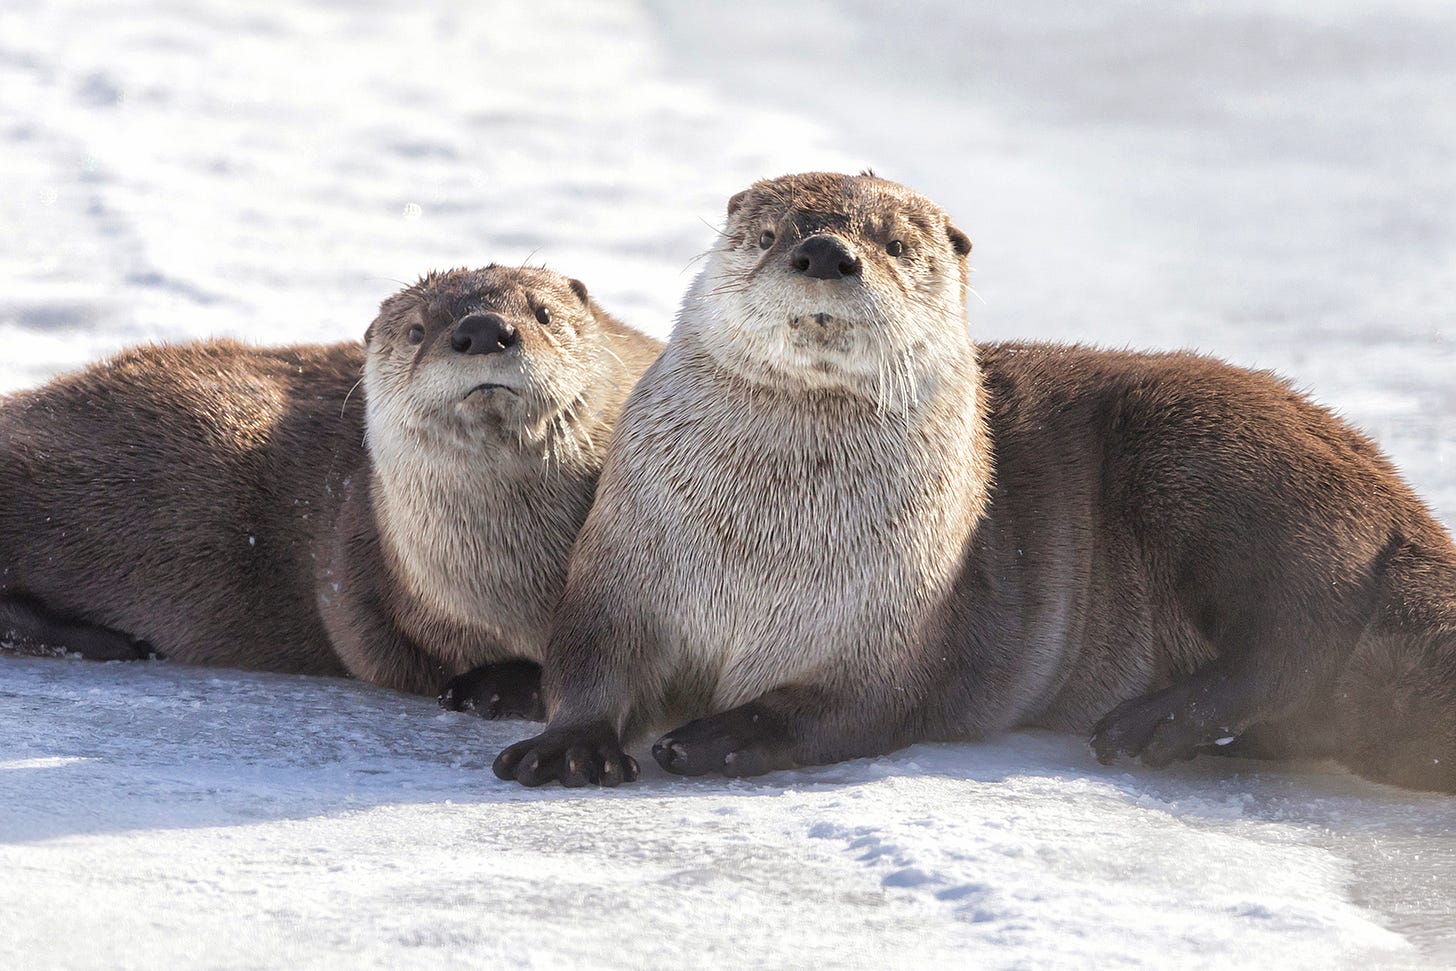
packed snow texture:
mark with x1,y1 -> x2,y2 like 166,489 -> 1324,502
2,0 -> 1454,968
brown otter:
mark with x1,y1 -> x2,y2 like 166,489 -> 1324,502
0,265 -> 661,715
494,171 -> 1456,793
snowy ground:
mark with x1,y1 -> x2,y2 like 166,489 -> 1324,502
2,1 -> 1454,967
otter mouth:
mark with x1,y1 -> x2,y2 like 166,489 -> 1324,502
782,312 -> 861,357
791,313 -> 837,328
788,312 -> 855,338
464,382 -> 519,399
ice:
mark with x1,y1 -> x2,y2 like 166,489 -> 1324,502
3,0 -> 1455,967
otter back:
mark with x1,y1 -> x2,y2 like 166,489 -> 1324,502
0,340 -> 363,674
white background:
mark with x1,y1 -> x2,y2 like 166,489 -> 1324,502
2,1 -> 1454,967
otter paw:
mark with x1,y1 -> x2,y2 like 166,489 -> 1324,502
492,722 -> 639,788
1090,687 -> 1234,768
438,660 -> 545,720
652,705 -> 793,778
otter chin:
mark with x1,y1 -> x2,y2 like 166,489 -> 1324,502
455,380 -> 526,425
0,264 -> 662,720
496,171 -> 1456,794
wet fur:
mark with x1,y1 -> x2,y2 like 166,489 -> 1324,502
498,172 -> 1456,792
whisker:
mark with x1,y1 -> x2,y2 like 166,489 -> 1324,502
705,280 -> 752,298
697,217 -> 731,240
366,276 -> 413,290
599,338 -> 625,367
680,249 -> 715,275
340,375 -> 365,420
538,325 -> 566,355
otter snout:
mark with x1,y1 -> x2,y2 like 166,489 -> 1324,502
791,235 -> 862,280
451,313 -> 518,356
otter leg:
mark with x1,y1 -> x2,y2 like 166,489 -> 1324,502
651,702 -> 798,777
318,485 -> 449,696
439,660 -> 545,720
0,596 -> 150,661
1091,547 -> 1372,767
323,590 -> 446,696
494,600 -> 659,786
1089,642 -> 1353,769
1090,665 -> 1272,768
1196,696 -> 1342,761
651,685 -> 909,778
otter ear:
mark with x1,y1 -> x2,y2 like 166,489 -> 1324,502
568,278 -> 589,305
726,189 -> 750,216
367,291 -> 413,346
946,223 -> 973,258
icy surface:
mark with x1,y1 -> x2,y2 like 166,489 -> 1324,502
5,658 -> 1455,970
2,0 -> 1455,967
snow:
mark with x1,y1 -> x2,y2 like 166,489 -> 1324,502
2,0 -> 1454,967
5,659 -> 1453,970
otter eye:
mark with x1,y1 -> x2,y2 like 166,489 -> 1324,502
406,324 -> 425,345
758,230 -> 775,250
535,306 -> 551,325
886,240 -> 904,257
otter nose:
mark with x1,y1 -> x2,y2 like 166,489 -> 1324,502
451,313 -> 518,355
790,235 -> 862,280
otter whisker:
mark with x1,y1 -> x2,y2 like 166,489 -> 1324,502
599,339 -> 625,368
873,349 -> 886,413
538,324 -> 566,356
696,217 -> 732,241
681,249 -> 716,275
559,413 -> 586,464
704,279 -> 754,298
577,419 -> 597,457
340,375 -> 365,420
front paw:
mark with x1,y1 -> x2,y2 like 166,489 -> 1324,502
438,660 -> 545,720
493,721 -> 640,788
1090,684 -> 1237,768
652,704 -> 793,778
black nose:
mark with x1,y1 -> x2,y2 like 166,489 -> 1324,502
790,235 -> 862,280
451,313 -> 518,355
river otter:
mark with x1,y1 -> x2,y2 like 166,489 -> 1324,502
494,172 -> 1456,793
0,265 -> 661,715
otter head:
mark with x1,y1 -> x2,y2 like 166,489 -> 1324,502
685,171 -> 974,399
363,265 -> 607,455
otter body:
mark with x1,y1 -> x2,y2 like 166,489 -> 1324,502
0,266 -> 661,708
496,173 -> 1456,793
0,340 -> 366,675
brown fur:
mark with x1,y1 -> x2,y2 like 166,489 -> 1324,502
0,266 -> 661,704
495,172 -> 1456,793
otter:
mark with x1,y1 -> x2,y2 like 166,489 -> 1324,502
0,265 -> 661,715
494,171 -> 1456,793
